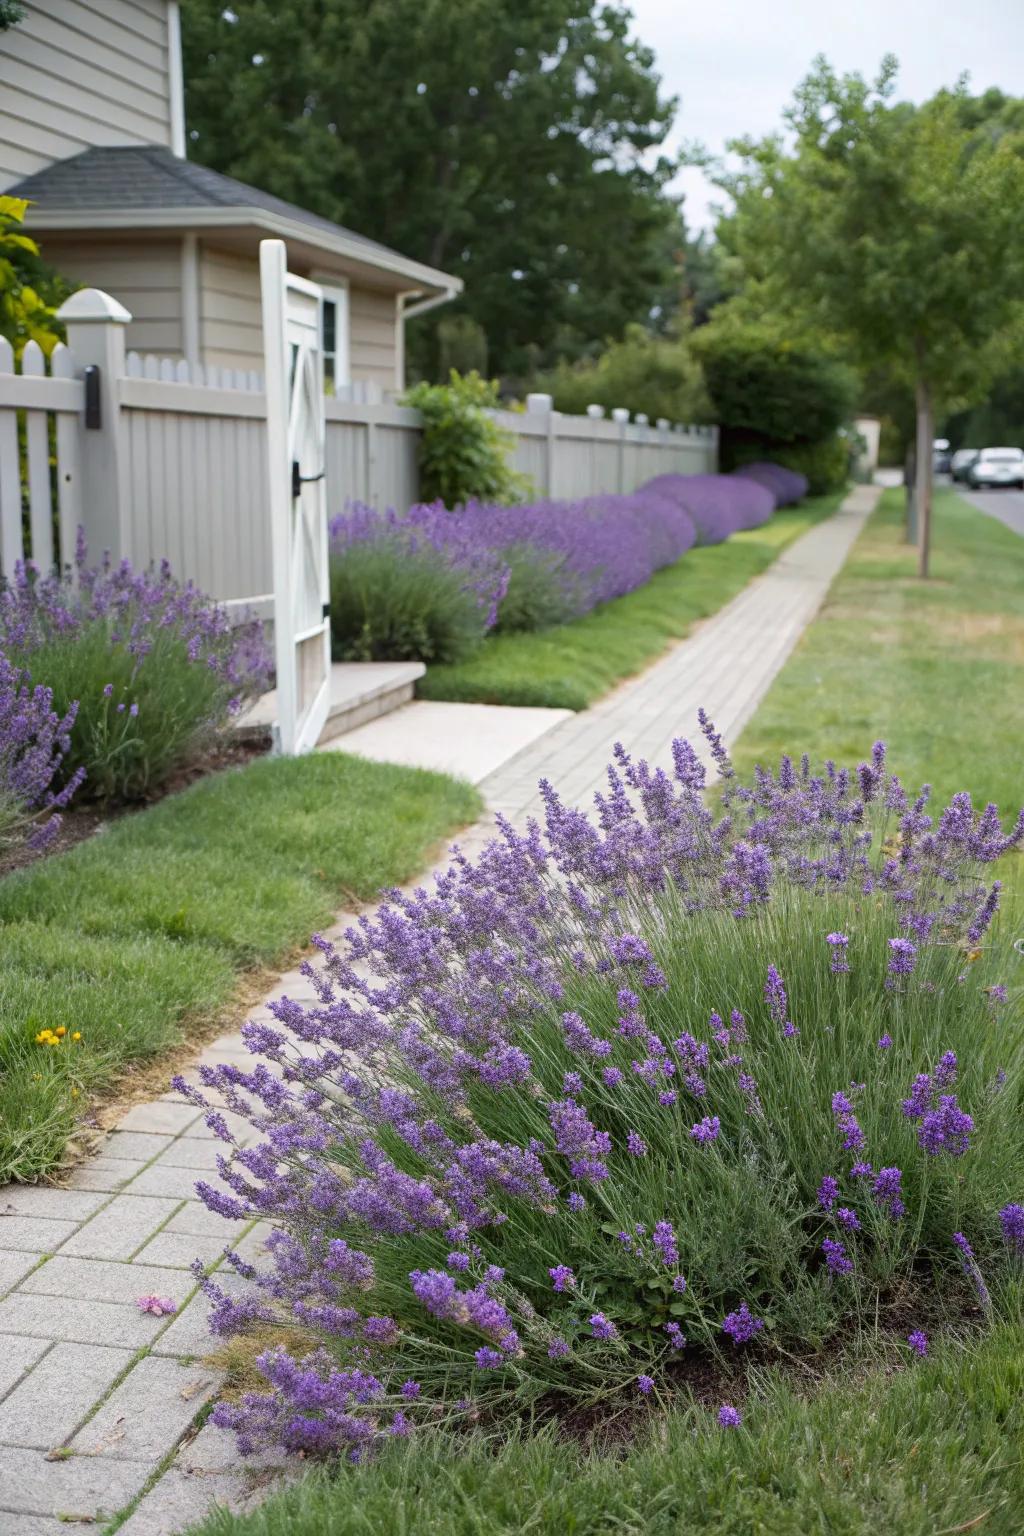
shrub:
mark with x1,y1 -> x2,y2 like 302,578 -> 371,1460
329,492 -> 699,660
732,462 -> 808,507
533,324 -> 710,425
404,371 -> 528,508
180,726 -> 1024,1462
696,320 -> 857,447
641,474 -> 773,543
0,540 -> 271,804
0,652 -> 83,849
736,438 -> 849,497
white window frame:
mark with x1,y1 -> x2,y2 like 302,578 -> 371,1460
317,280 -> 350,394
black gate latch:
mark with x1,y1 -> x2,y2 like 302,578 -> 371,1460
292,461 -> 327,499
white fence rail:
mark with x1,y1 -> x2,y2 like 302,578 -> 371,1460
0,290 -> 719,614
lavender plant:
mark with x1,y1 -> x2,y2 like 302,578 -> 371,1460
178,727 -> 1024,1461
0,651 -> 83,849
732,462 -> 809,507
0,536 -> 271,803
640,473 -> 774,542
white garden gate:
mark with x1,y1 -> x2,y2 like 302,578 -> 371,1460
260,238 -> 331,756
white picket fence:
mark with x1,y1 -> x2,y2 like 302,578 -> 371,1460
0,293 -> 719,615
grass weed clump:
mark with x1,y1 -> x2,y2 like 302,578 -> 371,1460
179,722 -> 1024,1463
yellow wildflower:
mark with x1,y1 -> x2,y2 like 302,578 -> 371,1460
967,948 -> 983,963
71,1031 -> 82,1042
54,1026 -> 67,1038
35,1029 -> 55,1045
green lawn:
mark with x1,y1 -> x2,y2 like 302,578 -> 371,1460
189,1304 -> 1024,1536
733,487 -> 1024,810
418,496 -> 842,710
0,753 -> 479,1183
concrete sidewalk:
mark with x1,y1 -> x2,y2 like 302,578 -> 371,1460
0,484 -> 880,1536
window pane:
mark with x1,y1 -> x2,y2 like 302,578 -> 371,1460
322,299 -> 336,353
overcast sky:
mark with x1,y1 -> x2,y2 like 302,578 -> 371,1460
629,0 -> 1024,231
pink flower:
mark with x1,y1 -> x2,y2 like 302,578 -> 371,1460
136,1294 -> 177,1316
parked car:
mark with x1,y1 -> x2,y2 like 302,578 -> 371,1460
932,438 -> 952,475
966,446 -> 1024,490
950,448 -> 980,482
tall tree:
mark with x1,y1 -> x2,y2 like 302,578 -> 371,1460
708,58 -> 1024,575
181,0 -> 681,379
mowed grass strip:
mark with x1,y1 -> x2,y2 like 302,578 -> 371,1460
418,495 -> 842,710
187,1306 -> 1024,1536
733,487 -> 1024,810
0,753 -> 480,1182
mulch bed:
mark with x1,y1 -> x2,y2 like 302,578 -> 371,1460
0,731 -> 272,881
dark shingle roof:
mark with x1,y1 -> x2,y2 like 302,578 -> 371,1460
10,145 -> 418,268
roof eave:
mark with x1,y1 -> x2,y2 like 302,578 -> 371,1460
25,203 -> 463,298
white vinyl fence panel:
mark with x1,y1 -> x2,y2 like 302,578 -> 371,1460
0,337 -> 83,578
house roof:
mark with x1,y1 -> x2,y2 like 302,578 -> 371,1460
11,146 -> 461,299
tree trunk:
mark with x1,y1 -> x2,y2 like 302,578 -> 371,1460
904,441 -> 917,544
915,374 -> 933,579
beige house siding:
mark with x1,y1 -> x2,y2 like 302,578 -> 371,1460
350,286 -> 399,389
43,236 -> 184,355
199,245 -> 263,372
0,0 -> 173,189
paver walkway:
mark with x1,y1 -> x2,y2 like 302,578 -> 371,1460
0,485 -> 880,1536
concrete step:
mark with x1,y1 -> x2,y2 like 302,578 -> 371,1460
236,661 -> 426,745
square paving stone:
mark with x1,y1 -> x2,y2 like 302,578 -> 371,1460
0,1251 -> 43,1297
123,1165 -> 209,1201
150,1139 -> 225,1171
103,1132 -> 176,1162
0,1218 -> 78,1254
113,1468 -> 253,1536
0,1514 -> 79,1533
65,1158 -> 148,1193
116,1103 -> 202,1136
19,1257 -> 193,1309
59,1195 -> 184,1261
0,1294 -> 164,1348
165,1204 -> 244,1239
0,1189 -> 107,1223
70,1356 -> 222,1462
0,1445 -> 150,1518
0,1334 -> 50,1398
132,1231 -> 227,1270
150,1275 -> 247,1359
0,1342 -> 135,1449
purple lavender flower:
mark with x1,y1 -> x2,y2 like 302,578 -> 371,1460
549,1265 -> 575,1293
877,1034 -> 892,1050
626,1130 -> 648,1157
567,1193 -> 587,1213
589,1313 -> 617,1341
836,1207 -> 860,1231
907,1330 -> 928,1357
548,1099 -> 611,1183
831,1091 -> 866,1153
602,1067 -> 624,1088
764,964 -> 790,1031
401,1381 -> 421,1400
826,932 -> 850,974
474,1347 -> 503,1369
547,1337 -> 571,1359
653,1221 -> 679,1267
1000,1203 -> 1024,1256
918,1097 -> 974,1158
887,938 -> 917,979
664,1322 -> 686,1350
872,1167 -> 906,1220
721,1303 -> 764,1344
637,1374 -> 655,1395
717,1404 -> 742,1428
817,1176 -> 840,1212
822,1238 -> 853,1276
690,1116 -> 721,1146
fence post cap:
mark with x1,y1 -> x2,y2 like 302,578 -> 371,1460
585,403 -> 605,419
611,406 -> 630,423
634,412 -> 649,427
656,417 -> 670,430
57,288 -> 133,325
525,391 -> 553,413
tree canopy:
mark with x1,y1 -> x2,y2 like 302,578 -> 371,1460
706,56 -> 1024,572
181,0 -> 683,380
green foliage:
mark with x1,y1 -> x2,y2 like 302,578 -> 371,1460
534,324 -> 710,424
0,752 -> 480,1181
404,371 -> 526,507
945,365 -> 1024,450
696,317 -> 857,447
736,435 -> 852,496
492,545 -> 577,634
181,1314 -> 1024,1536
19,620 -> 246,805
0,1 -> 24,29
0,196 -> 69,358
435,313 -> 489,380
329,539 -> 490,664
419,500 -> 838,709
181,0 -> 684,378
